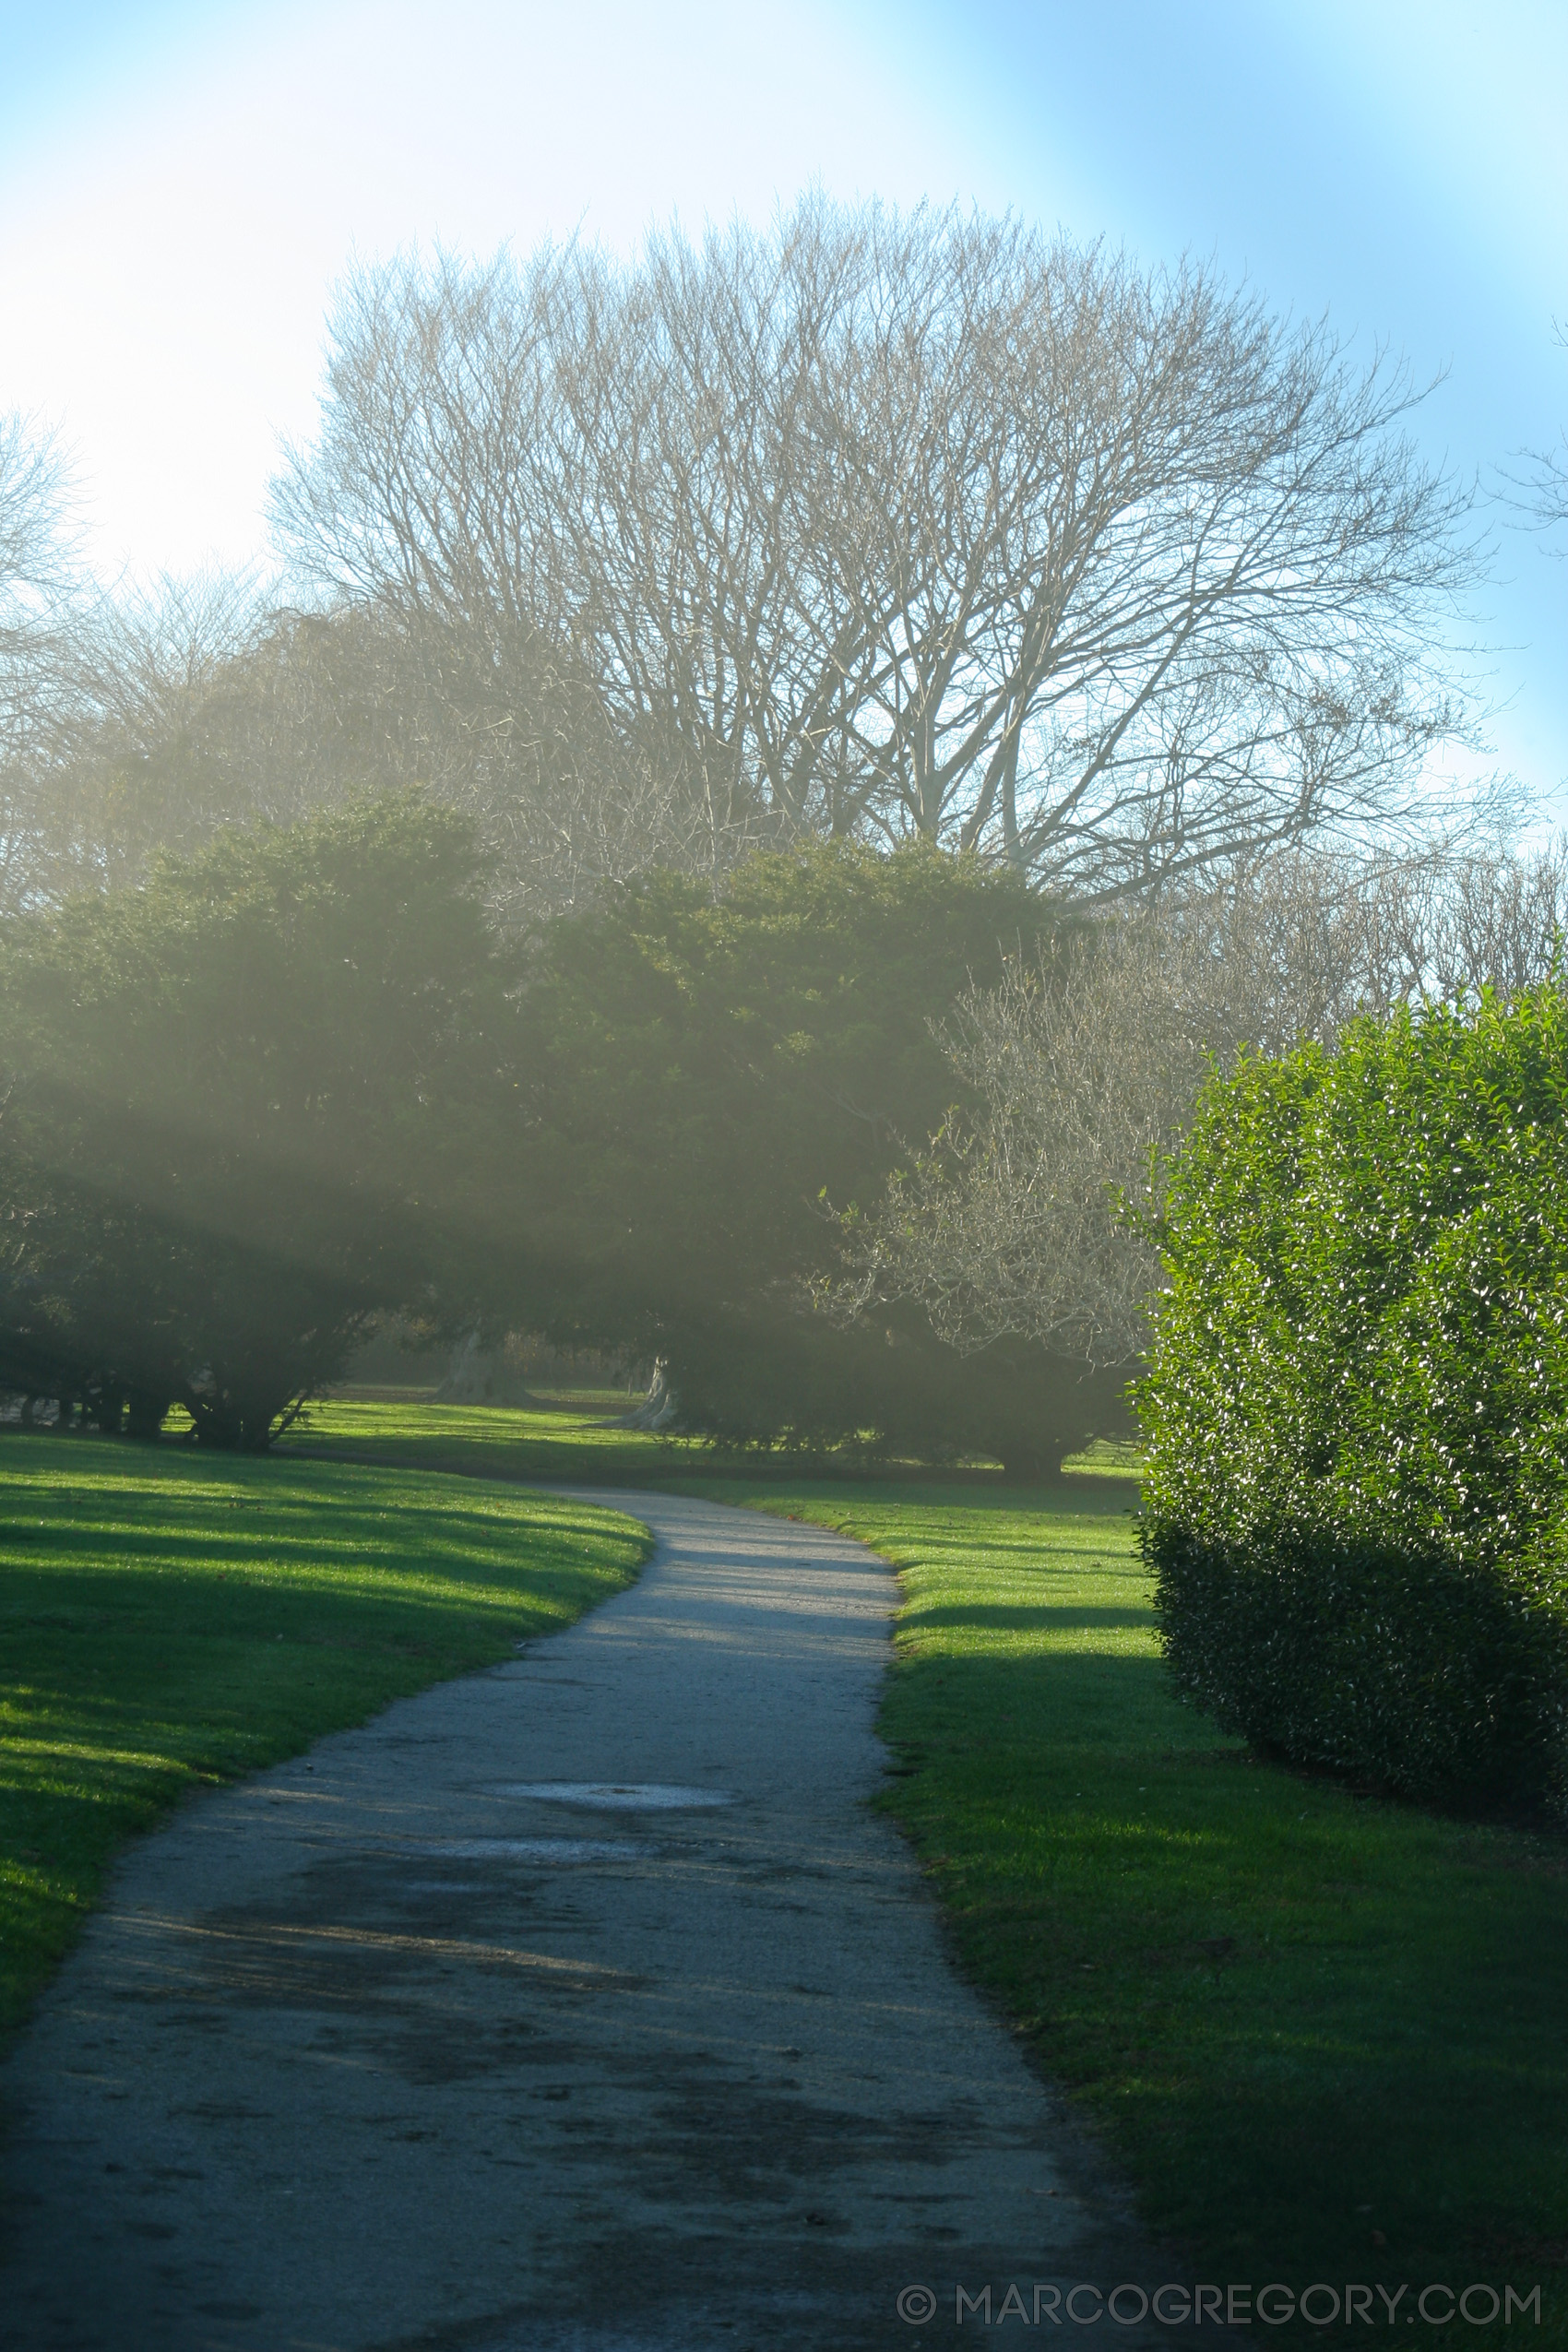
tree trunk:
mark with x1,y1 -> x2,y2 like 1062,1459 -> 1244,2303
616,1358 -> 680,1431
434,1330 -> 540,1407
998,1441 -> 1070,1485
83,1386 -> 125,1434
125,1391 -> 172,1442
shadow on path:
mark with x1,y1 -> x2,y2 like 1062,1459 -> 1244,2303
0,1490 -> 1228,2350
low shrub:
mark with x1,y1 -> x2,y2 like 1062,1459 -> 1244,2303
1140,983 -> 1568,1814
1147,1524 -> 1568,1810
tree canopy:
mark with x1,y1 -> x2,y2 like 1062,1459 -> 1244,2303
0,795 -> 513,1445
273,198 -> 1475,904
0,198 -> 1507,1469
514,837 -> 1126,1470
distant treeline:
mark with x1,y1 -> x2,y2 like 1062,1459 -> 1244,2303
6,790 -> 1567,1470
0,802 -> 1117,1461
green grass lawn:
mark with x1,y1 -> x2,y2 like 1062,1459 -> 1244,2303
289,1394 -> 684,1482
683,1477 -> 1568,2350
289,1393 -> 1126,1484
0,1431 -> 648,2048
18,1395 -> 1558,2343
278,1403 -> 1566,2346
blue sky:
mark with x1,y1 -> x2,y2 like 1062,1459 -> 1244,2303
2,0 -> 1563,805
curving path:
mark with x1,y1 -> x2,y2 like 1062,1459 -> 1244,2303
1,1491 -> 1206,2349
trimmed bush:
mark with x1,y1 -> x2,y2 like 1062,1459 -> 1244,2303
1140,985 -> 1568,1814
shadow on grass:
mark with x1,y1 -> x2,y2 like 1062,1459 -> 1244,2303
0,1434 -> 648,2050
748,1484 -> 1568,2349
901,1600 -> 1156,1633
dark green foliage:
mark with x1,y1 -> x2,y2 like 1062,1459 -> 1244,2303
0,796 -> 515,1447
1147,1526 -> 1568,1811
700,1477 -> 1568,2347
1141,986 -> 1568,1812
521,838 -> 1123,1469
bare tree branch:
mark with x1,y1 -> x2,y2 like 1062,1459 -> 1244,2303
824,837 -> 1568,1366
1,412 -> 85,912
1499,318 -> 1568,544
270,203 -> 1482,899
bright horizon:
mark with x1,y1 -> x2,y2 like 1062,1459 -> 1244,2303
3,0 -> 1564,812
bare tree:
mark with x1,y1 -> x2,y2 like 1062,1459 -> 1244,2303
1355,834 -> 1568,1004
0,412 -> 74,612
13,204 -> 1485,926
0,432 -> 279,910
3,565 -> 724,925
2,568 -> 267,906
823,926 -> 1196,1367
0,412 -> 81,912
269,247 -> 773,913
273,200 -> 1480,901
826,837 -> 1568,1369
1504,320 -> 1568,546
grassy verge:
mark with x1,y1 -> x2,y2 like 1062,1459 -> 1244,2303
677,1478 -> 1568,2348
0,1431 -> 648,2047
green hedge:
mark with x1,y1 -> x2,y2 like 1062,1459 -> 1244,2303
1140,985 -> 1568,1814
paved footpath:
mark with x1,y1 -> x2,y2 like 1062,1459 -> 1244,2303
1,1492 -> 1214,2351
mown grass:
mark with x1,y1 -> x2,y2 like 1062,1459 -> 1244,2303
285,1408 -> 1566,2345
291,1393 -> 1132,1484
0,1431 -> 648,2047
168,1394 -> 1568,2342
291,1395 -> 684,1482
680,1478 -> 1568,2350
